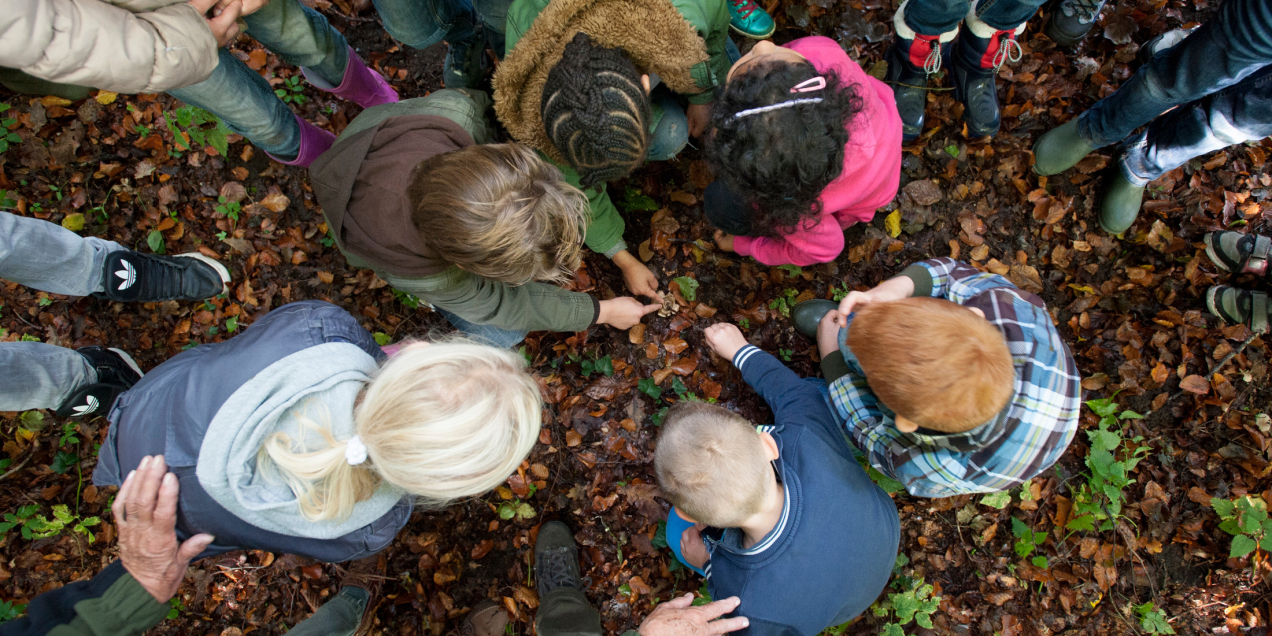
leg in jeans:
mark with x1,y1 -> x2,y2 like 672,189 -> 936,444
970,0 -> 1047,31
434,308 -> 529,348
0,343 -> 95,412
1121,65 -> 1272,186
473,0 -> 514,59
1079,0 -> 1272,148
169,49 -> 302,158
0,212 -> 122,296
373,0 -> 478,50
535,588 -> 603,636
282,587 -> 369,636
244,0 -> 350,86
900,0 -> 968,36
647,86 -> 688,162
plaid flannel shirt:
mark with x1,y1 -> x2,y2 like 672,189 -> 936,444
828,258 -> 1081,498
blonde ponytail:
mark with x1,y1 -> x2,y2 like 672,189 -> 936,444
259,340 -> 542,521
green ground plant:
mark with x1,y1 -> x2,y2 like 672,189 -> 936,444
1066,397 -> 1147,533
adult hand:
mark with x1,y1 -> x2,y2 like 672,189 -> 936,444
833,275 -> 916,326
216,0 -> 269,16
613,250 -> 663,302
712,230 -> 736,253
680,524 -> 710,570
638,594 -> 749,636
113,455 -> 215,604
598,297 -> 661,329
703,323 -> 748,362
686,103 -> 713,139
189,0 -> 243,46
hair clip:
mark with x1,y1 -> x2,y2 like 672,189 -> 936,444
791,76 -> 826,93
731,98 -> 824,120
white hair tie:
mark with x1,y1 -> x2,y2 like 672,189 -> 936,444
344,436 -> 368,466
730,97 -> 824,120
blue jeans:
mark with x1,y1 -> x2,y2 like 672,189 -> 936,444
169,0 -> 349,159
1079,0 -> 1272,148
903,0 -> 1045,34
435,308 -> 529,348
373,0 -> 513,58
645,37 -> 741,161
0,342 -> 96,412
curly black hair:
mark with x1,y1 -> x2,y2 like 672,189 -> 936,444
541,32 -> 651,189
705,59 -> 864,237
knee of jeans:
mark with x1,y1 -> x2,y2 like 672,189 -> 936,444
647,120 -> 688,161
381,18 -> 448,50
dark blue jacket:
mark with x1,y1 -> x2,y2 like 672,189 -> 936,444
93,301 -> 411,563
702,345 -> 900,636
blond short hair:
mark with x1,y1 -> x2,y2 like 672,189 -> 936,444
654,403 -> 770,528
408,143 -> 590,285
849,297 -> 1015,433
258,340 -> 542,522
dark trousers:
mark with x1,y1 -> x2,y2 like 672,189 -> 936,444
1075,0 -> 1272,184
902,0 -> 1046,34
535,588 -> 603,636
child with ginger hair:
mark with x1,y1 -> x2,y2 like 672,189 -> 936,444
792,257 -> 1082,498
654,324 -> 899,636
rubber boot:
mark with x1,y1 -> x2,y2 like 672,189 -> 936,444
1032,118 -> 1096,175
267,115 -> 336,168
886,1 -> 957,142
727,0 -> 776,39
304,46 -> 399,109
951,13 -> 1025,138
1099,171 -> 1144,235
792,299 -> 837,340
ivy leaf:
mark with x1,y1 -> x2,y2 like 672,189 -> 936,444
638,378 -> 663,400
50,452 -> 78,475
652,521 -> 668,549
1230,534 -> 1257,559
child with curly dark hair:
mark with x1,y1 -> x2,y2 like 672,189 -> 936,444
706,36 -> 903,266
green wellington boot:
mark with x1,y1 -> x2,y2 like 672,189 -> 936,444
791,299 -> 837,339
1099,172 -> 1145,235
1032,118 -> 1095,175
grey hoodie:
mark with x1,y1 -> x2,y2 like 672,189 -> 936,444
95,301 -> 412,563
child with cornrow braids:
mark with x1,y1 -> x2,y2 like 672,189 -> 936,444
495,0 -> 736,302
706,37 -> 904,266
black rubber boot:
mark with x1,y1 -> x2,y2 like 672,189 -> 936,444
54,347 -> 143,418
792,299 -> 837,340
883,36 -> 937,142
950,22 -> 1021,138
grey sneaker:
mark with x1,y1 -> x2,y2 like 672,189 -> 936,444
1045,0 -> 1108,47
534,521 -> 583,597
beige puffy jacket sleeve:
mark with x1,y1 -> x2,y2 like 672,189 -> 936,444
0,0 -> 220,94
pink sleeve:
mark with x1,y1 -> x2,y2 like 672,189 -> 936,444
732,214 -> 845,266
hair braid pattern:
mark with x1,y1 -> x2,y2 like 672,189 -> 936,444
542,32 -> 651,188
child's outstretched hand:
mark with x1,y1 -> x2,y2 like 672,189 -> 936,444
704,323 -> 748,362
686,103 -> 713,138
834,275 -> 917,325
613,251 -> 663,302
712,230 -> 736,253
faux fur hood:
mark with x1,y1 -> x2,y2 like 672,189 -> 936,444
494,0 -> 710,163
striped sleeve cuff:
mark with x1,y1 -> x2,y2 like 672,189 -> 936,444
731,344 -> 762,370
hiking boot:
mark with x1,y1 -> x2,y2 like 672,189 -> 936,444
1032,118 -> 1096,175
951,16 -> 1024,138
1204,231 -> 1271,280
792,299 -> 837,339
55,347 -> 143,418
887,5 -> 956,142
1045,0 -> 1108,47
99,251 -> 229,302
535,521 -> 584,597
456,600 -> 509,636
444,29 -> 489,89
727,0 -> 775,39
1098,171 -> 1144,235
336,555 -> 386,636
1207,286 -> 1269,334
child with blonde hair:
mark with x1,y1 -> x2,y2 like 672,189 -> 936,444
93,300 -> 541,564
791,257 -> 1083,498
655,324 -> 899,635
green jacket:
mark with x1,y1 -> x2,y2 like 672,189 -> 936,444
309,90 -> 618,334
504,0 -> 730,105
5,561 -> 168,636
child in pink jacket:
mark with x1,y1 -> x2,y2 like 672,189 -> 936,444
705,36 -> 903,266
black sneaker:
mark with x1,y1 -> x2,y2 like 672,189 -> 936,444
99,251 -> 229,302
443,29 -> 489,89
535,521 -> 584,597
1045,0 -> 1108,47
55,347 -> 143,418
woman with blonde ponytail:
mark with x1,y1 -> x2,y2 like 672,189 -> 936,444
92,300 -> 541,564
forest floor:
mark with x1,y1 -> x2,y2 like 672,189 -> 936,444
2,0 -> 1271,634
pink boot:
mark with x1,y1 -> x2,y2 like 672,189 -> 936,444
304,46 -> 399,109
268,115 -> 336,168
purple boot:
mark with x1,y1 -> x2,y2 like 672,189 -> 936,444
305,46 -> 399,109
268,115 -> 336,168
